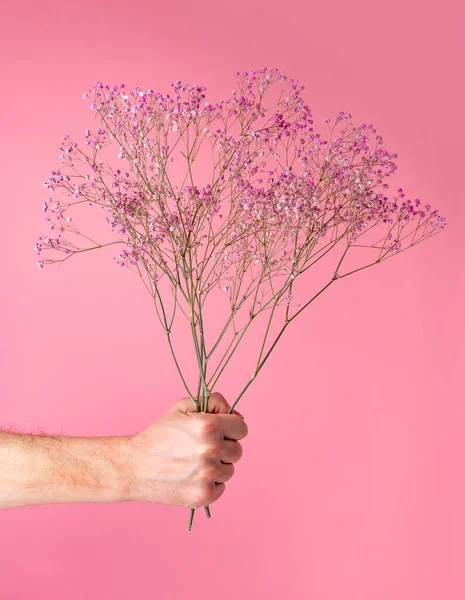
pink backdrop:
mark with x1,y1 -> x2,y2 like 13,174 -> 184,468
1,1 -> 464,598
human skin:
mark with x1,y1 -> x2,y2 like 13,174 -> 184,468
0,392 -> 248,510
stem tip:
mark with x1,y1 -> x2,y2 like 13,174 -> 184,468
187,508 -> 195,531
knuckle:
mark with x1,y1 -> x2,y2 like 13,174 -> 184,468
197,462 -> 217,483
196,415 -> 218,437
198,441 -> 222,459
215,483 -> 226,499
174,397 -> 192,412
194,482 -> 213,506
222,463 -> 235,481
187,487 -> 203,508
235,442 -> 243,460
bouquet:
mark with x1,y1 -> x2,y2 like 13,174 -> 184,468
35,66 -> 446,529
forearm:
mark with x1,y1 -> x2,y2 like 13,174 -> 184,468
0,431 -> 133,509
0,394 -> 247,511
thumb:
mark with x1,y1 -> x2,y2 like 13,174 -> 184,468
206,392 -> 244,418
206,392 -> 231,414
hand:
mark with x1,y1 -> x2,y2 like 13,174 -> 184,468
123,392 -> 248,508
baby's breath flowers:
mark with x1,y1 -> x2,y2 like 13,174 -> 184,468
36,67 -> 446,529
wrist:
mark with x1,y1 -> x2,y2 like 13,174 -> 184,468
98,435 -> 138,503
111,433 -> 155,504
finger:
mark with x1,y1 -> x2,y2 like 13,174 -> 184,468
217,414 -> 248,441
206,392 -> 231,414
216,462 -> 234,483
210,482 -> 226,504
232,409 -> 244,419
221,440 -> 243,463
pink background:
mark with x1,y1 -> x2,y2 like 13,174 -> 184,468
1,1 -> 464,598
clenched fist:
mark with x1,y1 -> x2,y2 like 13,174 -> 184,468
123,393 -> 248,508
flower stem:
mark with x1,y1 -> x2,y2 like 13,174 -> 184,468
188,344 -> 211,528
201,384 -> 211,519
187,508 -> 195,531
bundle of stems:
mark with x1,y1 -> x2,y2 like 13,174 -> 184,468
35,67 -> 446,529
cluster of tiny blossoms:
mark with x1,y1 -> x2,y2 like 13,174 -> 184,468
35,68 -> 447,532
36,66 -> 446,314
